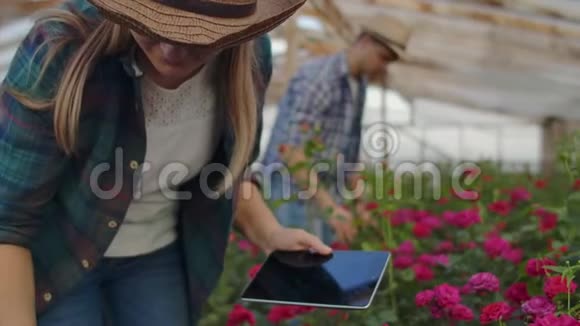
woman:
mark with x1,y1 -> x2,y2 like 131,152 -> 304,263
0,0 -> 332,325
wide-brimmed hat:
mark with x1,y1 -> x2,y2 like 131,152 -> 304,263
359,17 -> 412,61
88,0 -> 306,49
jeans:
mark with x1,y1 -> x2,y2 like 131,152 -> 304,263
37,241 -> 190,326
268,174 -> 335,244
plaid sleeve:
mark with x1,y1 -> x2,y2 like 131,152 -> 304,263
282,74 -> 332,148
0,23 -> 72,248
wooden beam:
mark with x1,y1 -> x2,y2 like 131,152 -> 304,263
338,0 -> 580,39
387,62 -> 580,121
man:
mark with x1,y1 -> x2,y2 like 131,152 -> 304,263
259,19 -> 411,244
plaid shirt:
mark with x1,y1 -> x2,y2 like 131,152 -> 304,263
0,0 -> 270,323
261,52 -> 366,194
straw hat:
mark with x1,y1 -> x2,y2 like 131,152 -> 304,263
88,0 -> 306,49
359,17 -> 412,61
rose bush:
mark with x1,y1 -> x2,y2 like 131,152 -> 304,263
198,132 -> 580,325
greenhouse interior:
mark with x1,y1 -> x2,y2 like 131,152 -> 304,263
1,0 -> 580,325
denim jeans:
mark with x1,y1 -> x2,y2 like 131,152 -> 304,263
37,241 -> 190,326
268,174 -> 335,244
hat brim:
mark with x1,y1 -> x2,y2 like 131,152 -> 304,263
89,0 -> 305,49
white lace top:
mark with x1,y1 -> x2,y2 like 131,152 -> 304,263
105,60 -> 221,257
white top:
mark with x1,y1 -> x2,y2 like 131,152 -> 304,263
104,60 -> 221,257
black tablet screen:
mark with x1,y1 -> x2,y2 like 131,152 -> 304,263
241,250 -> 390,308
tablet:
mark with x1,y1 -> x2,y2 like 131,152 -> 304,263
240,250 -> 390,309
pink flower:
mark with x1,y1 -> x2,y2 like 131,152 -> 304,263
459,241 -> 477,250
394,240 -> 415,256
412,222 -> 432,238
534,179 -> 548,189
510,187 -> 532,205
502,248 -> 524,264
444,209 -> 481,229
423,216 -> 443,230
526,258 -> 556,277
248,264 -> 262,279
413,210 -> 430,222
418,254 -> 450,267
483,236 -> 511,258
365,201 -> 379,211
237,240 -> 261,257
330,242 -> 349,250
466,272 -> 500,294
415,289 -> 434,307
544,276 -> 578,300
574,179 -> 580,191
488,201 -> 512,216
522,296 -> 556,318
504,282 -> 531,304
540,212 -> 558,233
430,305 -> 445,319
530,314 -> 580,326
413,264 -> 435,282
448,304 -> 474,321
267,305 -> 314,324
227,304 -> 256,326
433,284 -> 461,307
392,208 -> 414,226
435,241 -> 454,254
393,256 -> 414,270
479,302 -> 512,324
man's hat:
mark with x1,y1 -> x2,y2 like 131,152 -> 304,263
359,17 -> 412,61
88,0 -> 306,49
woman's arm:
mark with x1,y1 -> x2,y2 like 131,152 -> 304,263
234,181 -> 332,255
0,245 -> 36,326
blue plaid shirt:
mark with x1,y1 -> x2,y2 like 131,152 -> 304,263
261,52 -> 366,194
0,0 -> 271,323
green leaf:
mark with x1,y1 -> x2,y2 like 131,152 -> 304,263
400,269 -> 415,282
378,309 -> 399,323
544,266 -> 568,273
362,242 -> 375,251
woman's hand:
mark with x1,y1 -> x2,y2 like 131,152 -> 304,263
263,226 -> 333,256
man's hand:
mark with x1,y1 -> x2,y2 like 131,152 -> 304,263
327,205 -> 357,243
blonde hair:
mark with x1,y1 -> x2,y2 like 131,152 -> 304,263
11,9 -> 258,193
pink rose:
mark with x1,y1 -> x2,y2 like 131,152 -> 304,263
435,241 -> 454,254
483,236 -> 511,258
544,276 -> 578,300
504,282 -> 531,305
466,272 -> 500,294
530,314 -> 580,326
526,258 -> 556,277
248,264 -> 262,279
227,304 -> 256,326
480,302 -> 512,325
488,200 -> 512,216
522,296 -> 556,318
413,264 -> 435,282
502,248 -> 524,264
433,284 -> 461,308
448,304 -> 474,321
510,187 -> 531,205
393,255 -> 414,270
415,289 -> 434,307
394,240 -> 415,256
412,222 -> 432,238
418,254 -> 450,267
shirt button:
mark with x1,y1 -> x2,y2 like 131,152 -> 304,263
108,220 -> 118,229
129,160 -> 139,170
81,259 -> 90,269
43,292 -> 53,303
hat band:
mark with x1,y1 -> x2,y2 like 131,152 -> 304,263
158,0 -> 257,18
